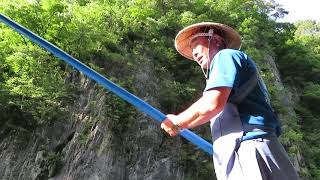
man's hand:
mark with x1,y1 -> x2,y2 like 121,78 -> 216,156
161,114 -> 181,136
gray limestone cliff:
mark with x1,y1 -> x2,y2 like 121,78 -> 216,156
0,58 -> 191,180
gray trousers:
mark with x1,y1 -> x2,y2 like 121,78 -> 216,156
210,103 -> 299,180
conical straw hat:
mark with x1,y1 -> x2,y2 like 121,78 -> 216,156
175,22 -> 241,60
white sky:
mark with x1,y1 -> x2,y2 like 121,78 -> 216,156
275,0 -> 319,22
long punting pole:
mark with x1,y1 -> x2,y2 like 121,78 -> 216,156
0,14 -> 213,155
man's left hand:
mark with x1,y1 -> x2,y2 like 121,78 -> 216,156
161,115 -> 181,136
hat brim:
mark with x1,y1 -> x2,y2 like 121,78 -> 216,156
175,22 -> 241,60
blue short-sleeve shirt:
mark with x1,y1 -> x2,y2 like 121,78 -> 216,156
204,49 -> 280,135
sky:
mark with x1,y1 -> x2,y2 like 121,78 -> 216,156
275,0 -> 319,23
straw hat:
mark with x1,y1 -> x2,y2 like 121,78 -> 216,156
175,22 -> 241,60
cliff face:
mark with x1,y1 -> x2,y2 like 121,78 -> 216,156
0,54 -> 302,180
0,58 -> 187,180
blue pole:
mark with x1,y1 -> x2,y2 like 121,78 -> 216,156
0,14 -> 213,155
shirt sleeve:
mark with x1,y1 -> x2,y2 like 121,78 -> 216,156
204,49 -> 242,92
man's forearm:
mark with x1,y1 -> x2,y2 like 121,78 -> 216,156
174,88 -> 231,129
175,96 -> 222,129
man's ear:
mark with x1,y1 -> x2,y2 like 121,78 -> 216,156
210,38 -> 220,48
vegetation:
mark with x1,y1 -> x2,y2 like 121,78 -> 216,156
0,0 -> 319,179
276,20 -> 320,179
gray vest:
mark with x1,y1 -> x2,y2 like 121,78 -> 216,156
210,70 -> 276,179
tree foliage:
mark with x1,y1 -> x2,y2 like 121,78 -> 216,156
281,20 -> 320,179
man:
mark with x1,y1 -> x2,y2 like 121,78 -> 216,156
161,22 -> 299,180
